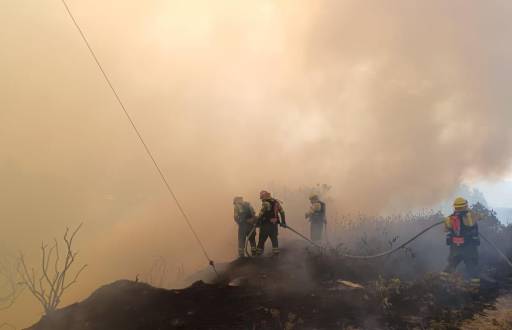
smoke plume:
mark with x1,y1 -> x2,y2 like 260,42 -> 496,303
1,0 -> 512,326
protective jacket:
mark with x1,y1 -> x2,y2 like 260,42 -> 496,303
308,201 -> 326,223
258,198 -> 286,225
445,211 -> 480,247
234,202 -> 255,224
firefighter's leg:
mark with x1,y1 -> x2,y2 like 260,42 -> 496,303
237,224 -> 246,257
444,246 -> 462,273
311,222 -> 323,241
464,245 -> 480,280
269,224 -> 279,255
256,225 -> 269,256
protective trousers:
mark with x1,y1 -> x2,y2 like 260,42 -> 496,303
310,220 -> 324,242
238,223 -> 256,257
257,222 -> 279,255
444,244 -> 479,278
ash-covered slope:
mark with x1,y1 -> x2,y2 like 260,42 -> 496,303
28,242 -> 510,330
27,280 -> 260,330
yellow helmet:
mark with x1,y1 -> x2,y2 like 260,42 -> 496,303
453,197 -> 468,211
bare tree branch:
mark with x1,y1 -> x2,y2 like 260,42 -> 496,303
17,224 -> 87,314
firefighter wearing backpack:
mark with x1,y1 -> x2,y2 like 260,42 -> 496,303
305,194 -> 326,242
444,197 -> 483,283
233,196 -> 257,257
255,191 -> 286,256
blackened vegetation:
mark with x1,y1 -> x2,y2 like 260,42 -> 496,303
29,204 -> 512,329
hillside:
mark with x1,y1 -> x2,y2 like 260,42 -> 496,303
27,241 -> 512,330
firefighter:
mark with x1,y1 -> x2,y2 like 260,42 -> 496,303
255,191 -> 287,256
305,194 -> 326,242
443,197 -> 483,286
233,196 -> 257,257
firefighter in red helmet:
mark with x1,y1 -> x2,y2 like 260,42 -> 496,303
255,191 -> 286,256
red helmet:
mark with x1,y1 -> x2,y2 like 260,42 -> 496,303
260,190 -> 271,200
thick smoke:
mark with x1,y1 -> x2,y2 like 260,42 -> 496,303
1,0 -> 512,326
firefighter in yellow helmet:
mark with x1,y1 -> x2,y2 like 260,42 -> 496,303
255,191 -> 286,256
233,196 -> 257,257
443,197 -> 484,285
305,194 -> 326,242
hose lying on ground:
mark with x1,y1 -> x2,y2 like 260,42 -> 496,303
286,221 -> 445,259
288,222 -> 512,268
336,220 -> 445,259
246,222 -> 512,270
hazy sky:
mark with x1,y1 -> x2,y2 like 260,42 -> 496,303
474,180 -> 512,207
2,0 -> 512,327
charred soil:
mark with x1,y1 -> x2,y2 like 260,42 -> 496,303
27,242 -> 512,330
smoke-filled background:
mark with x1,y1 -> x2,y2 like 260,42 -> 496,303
1,0 -> 512,326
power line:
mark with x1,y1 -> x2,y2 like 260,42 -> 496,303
59,0 -> 217,275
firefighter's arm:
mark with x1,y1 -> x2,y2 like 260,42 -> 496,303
249,204 -> 256,218
279,205 -> 287,226
234,207 -> 239,223
258,201 -> 270,219
245,204 -> 256,225
444,216 -> 451,232
305,203 -> 320,219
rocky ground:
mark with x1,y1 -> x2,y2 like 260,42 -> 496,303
27,241 -> 512,330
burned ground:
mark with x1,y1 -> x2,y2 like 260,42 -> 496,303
27,242 -> 511,330
27,207 -> 512,329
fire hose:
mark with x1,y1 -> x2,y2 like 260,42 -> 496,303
335,220 -> 445,259
244,221 -> 512,269
285,225 -> 324,249
243,222 -> 324,256
479,232 -> 512,268
244,225 -> 258,257
244,222 -> 444,258
275,221 -> 445,259
280,222 -> 512,269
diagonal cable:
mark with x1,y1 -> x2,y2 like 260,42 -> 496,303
60,0 -> 217,275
